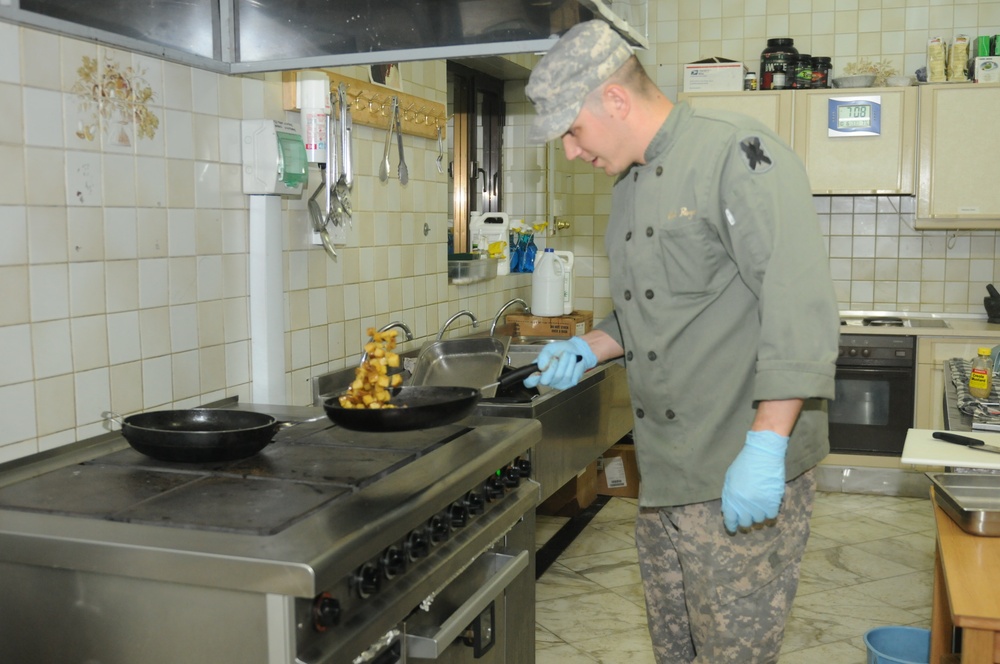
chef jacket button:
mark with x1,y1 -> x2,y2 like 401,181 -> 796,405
647,351 -> 657,361
636,408 -> 645,418
646,227 -> 653,237
626,231 -> 632,241
626,351 -> 633,361
645,289 -> 654,299
624,290 -> 631,300
656,166 -> 663,176
633,172 -> 638,182
665,409 -> 675,419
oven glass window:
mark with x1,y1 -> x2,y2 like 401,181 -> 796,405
829,378 -> 889,426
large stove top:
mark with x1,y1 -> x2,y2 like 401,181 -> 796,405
0,421 -> 470,536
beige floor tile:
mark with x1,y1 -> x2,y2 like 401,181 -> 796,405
536,493 -> 937,661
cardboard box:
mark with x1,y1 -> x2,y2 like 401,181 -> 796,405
537,462 -> 598,517
683,58 -> 748,93
973,56 -> 1000,83
506,310 -> 593,338
597,443 -> 640,499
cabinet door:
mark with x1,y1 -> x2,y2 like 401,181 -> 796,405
793,87 -> 916,195
916,84 -> 1000,229
677,91 -> 793,145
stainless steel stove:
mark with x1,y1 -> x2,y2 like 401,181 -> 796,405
0,410 -> 541,664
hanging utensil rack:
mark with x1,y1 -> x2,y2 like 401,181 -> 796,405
282,71 -> 446,140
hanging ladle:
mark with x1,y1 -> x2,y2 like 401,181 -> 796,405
379,97 -> 398,183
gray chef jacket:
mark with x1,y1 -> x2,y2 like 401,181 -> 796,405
594,101 -> 839,508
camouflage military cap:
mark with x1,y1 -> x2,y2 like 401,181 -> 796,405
526,20 -> 634,144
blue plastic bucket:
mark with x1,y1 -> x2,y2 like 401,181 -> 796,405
863,626 -> 930,664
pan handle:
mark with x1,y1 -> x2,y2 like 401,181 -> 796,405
102,410 -> 124,429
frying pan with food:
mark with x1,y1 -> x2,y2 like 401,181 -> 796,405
323,363 -> 543,432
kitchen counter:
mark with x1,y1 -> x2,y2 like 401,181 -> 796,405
930,489 -> 1000,664
839,311 -> 1000,338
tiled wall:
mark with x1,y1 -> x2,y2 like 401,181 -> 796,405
533,0 -> 1000,321
0,23 -> 530,462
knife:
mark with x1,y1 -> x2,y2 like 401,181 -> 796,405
932,431 -> 1000,455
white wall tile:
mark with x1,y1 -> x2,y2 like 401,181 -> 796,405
34,374 -> 75,436
74,367 -> 109,426
0,382 -> 37,446
31,319 -> 73,378
0,325 -> 33,386
69,262 -> 106,316
29,263 -> 69,321
169,303 -> 199,352
23,88 -> 64,148
70,314 -> 109,370
141,354 -> 172,408
138,258 -> 169,308
107,311 -> 141,365
0,206 -> 28,266
65,150 -> 103,206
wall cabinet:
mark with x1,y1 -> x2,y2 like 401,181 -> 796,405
793,87 -> 916,195
679,87 -> 917,195
915,336 -> 997,430
678,90 -> 794,145
915,84 -> 1000,230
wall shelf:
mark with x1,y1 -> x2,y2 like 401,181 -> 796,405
282,70 -> 446,140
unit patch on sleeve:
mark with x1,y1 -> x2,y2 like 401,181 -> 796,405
738,136 -> 773,174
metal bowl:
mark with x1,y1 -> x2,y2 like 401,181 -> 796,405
831,74 -> 876,88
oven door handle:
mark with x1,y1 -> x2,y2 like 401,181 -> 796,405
404,550 -> 529,659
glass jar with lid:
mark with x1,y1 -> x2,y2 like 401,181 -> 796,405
760,38 -> 798,90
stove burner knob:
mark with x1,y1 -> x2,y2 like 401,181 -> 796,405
312,592 -> 341,632
465,491 -> 485,515
838,347 -> 846,357
381,546 -> 407,579
450,500 -> 470,528
355,562 -> 381,599
515,458 -> 532,478
501,465 -> 521,488
406,530 -> 430,561
861,348 -> 871,358
484,476 -> 504,501
428,513 -> 451,544
848,348 -> 858,357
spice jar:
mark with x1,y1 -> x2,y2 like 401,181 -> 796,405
760,38 -> 798,90
744,72 -> 758,90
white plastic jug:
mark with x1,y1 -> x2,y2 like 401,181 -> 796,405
553,250 -> 574,314
531,248 -> 565,317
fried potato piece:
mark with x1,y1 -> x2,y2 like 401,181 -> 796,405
338,328 -> 405,409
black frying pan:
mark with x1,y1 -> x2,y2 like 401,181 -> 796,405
323,364 -> 543,432
111,410 -> 287,462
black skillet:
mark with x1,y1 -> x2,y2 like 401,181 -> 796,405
323,363 -> 542,432
110,409 -> 289,463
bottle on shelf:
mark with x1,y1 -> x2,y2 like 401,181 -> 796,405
969,347 -> 994,399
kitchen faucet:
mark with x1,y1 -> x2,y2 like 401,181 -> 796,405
490,298 -> 529,337
437,310 -> 478,340
360,321 -> 414,364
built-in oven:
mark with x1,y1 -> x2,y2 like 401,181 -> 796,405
829,333 -> 916,455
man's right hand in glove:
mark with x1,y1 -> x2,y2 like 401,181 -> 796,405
523,336 -> 598,390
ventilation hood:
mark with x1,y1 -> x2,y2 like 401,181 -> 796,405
2,0 -> 647,74
231,0 -> 648,73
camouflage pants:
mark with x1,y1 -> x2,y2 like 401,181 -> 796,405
635,469 -> 815,664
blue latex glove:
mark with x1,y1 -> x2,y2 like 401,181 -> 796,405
721,430 -> 789,533
523,336 -> 598,390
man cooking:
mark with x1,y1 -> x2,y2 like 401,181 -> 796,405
522,20 -> 840,663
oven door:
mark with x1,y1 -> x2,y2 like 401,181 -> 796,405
828,366 -> 915,455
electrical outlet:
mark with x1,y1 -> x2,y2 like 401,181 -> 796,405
327,221 -> 348,245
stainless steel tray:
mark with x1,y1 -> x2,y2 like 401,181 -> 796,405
929,472 -> 1000,536
409,337 -> 509,397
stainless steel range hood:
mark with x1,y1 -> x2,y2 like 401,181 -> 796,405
230,0 -> 648,73
1,0 -> 647,74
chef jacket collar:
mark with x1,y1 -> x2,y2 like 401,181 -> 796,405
641,101 -> 691,167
